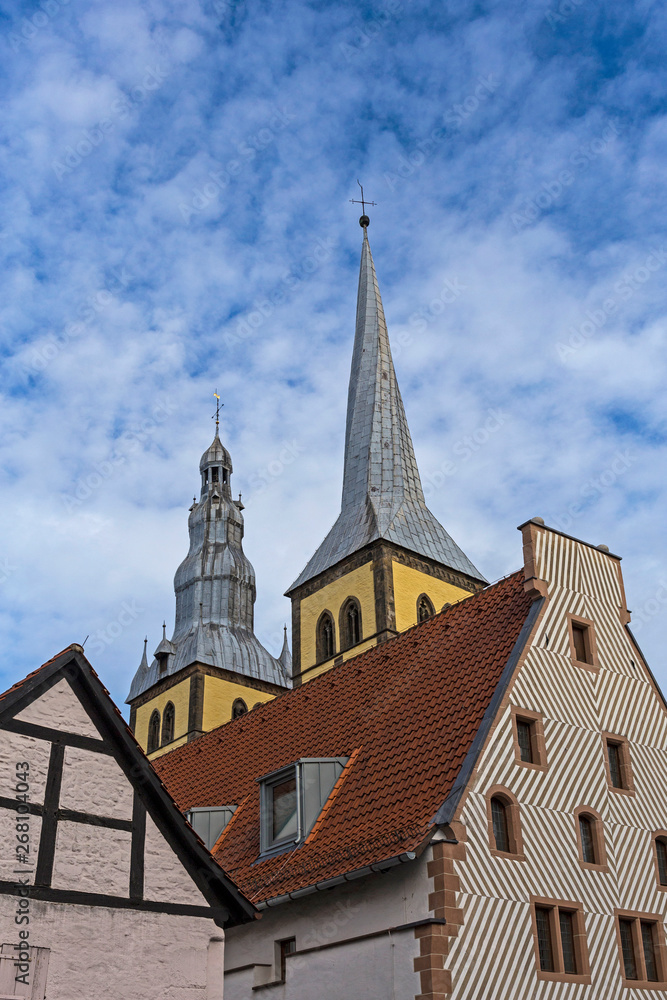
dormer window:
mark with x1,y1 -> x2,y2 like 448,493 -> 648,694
259,758 -> 348,856
186,805 -> 236,850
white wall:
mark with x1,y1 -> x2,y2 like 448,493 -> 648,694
225,856 -> 427,998
0,899 -> 222,1000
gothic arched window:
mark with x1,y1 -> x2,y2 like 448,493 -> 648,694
316,611 -> 335,662
232,698 -> 248,720
417,594 -> 435,622
340,598 -> 362,650
147,710 -> 161,754
161,702 -> 175,746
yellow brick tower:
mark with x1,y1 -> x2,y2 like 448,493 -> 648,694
286,214 -> 486,684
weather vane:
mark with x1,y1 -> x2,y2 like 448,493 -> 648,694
349,179 -> 377,228
213,390 -> 223,430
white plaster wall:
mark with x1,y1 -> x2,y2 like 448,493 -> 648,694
0,898 -> 223,1000
52,822 -> 131,896
60,746 -> 134,820
14,679 -> 102,741
225,855 -> 429,993
0,732 -> 51,805
226,929 -> 420,1000
143,815 -> 208,906
0,811 -> 42,882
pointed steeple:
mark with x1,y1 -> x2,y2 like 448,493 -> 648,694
288,226 -> 485,593
279,624 -> 292,676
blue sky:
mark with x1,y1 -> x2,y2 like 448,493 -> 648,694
1,0 -> 666,710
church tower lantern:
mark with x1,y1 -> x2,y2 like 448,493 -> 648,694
127,414 -> 290,758
286,213 -> 487,684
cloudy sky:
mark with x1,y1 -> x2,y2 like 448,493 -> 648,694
1,0 -> 666,711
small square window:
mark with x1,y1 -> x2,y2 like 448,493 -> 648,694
531,898 -> 590,983
616,911 -> 667,987
567,614 -> 597,669
511,708 -> 547,770
603,734 -> 634,794
651,833 -> 667,891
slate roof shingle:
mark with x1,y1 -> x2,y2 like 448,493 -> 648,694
155,571 -> 533,904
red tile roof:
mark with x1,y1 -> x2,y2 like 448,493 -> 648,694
155,571 -> 533,904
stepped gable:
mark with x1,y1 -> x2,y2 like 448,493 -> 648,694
154,571 -> 533,904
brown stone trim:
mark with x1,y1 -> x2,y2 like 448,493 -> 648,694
651,832 -> 667,892
566,612 -> 599,672
484,785 -> 525,861
388,544 -> 483,594
573,805 -> 608,872
510,706 -> 547,771
529,895 -> 591,984
416,839 -> 467,998
373,543 -> 396,641
286,547 -> 375,601
520,522 -> 549,600
613,907 -> 667,988
286,540 -> 483,603
601,731 -> 635,796
129,660 -> 286,709
187,671 -> 205,741
291,596 -> 301,679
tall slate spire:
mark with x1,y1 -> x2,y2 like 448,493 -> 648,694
288,227 -> 485,592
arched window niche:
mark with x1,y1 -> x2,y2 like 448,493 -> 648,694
161,702 -> 175,746
574,806 -> 607,870
485,786 -> 524,860
340,597 -> 362,650
147,709 -> 161,754
417,594 -> 435,623
316,611 -> 336,662
232,698 -> 248,720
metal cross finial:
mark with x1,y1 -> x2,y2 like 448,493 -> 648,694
212,390 -> 223,430
349,180 -> 377,228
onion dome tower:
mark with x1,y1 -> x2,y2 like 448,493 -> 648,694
127,417 -> 290,757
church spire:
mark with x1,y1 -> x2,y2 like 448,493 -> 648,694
287,225 -> 486,594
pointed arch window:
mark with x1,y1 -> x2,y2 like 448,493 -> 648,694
417,594 -> 435,622
232,698 -> 248,720
316,611 -> 335,662
161,702 -> 175,746
340,598 -> 362,650
147,710 -> 161,754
